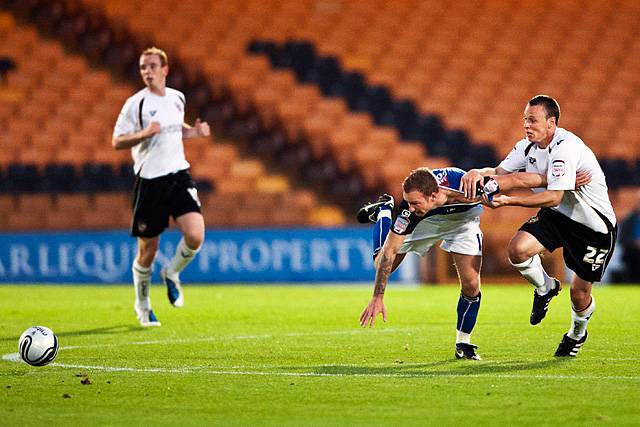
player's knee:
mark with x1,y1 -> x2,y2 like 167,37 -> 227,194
461,281 -> 480,298
183,230 -> 204,250
507,241 -> 530,264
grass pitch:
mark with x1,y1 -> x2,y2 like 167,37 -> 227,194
1,284 -> 639,426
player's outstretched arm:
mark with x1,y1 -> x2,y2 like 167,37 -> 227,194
460,167 -> 508,198
183,118 -> 210,139
360,232 -> 404,328
492,172 -> 546,191
112,121 -> 161,150
487,190 -> 564,209
440,187 -> 479,204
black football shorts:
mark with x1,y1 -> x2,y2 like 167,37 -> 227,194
519,208 -> 617,283
130,169 -> 201,238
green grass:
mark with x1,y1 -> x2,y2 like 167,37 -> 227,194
1,284 -> 639,426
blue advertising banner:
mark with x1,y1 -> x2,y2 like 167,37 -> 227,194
0,228 -> 419,284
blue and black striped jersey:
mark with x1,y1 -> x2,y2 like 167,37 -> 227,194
391,167 -> 482,236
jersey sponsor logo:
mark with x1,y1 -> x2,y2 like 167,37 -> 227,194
551,159 -> 566,177
393,217 -> 409,234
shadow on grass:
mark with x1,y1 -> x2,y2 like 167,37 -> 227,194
0,324 -> 141,342
287,358 -> 570,377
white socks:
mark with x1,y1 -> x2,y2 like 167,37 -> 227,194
132,260 -> 152,310
456,330 -> 471,345
510,255 -> 555,295
568,297 -> 595,340
166,238 -> 200,279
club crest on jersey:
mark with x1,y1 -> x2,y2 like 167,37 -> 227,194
433,170 -> 448,186
393,217 -> 409,234
528,157 -> 536,165
551,160 -> 566,177
527,216 -> 539,224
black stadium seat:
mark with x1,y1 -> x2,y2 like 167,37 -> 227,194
5,164 -> 40,192
81,163 -> 116,191
42,163 -> 76,192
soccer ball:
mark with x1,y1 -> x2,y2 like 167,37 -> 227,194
18,326 -> 59,366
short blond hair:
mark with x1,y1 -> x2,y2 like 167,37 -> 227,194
141,47 -> 168,67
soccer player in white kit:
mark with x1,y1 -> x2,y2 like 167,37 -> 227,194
461,95 -> 617,356
112,47 -> 210,326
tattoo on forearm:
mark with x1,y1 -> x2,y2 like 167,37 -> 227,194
373,254 -> 393,296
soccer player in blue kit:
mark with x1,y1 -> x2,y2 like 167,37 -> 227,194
358,166 -> 487,360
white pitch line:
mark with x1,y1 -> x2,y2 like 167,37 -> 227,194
3,353 -> 639,380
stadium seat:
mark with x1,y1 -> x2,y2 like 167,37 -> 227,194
6,164 -> 40,192
81,163 -> 117,191
42,163 -> 77,192
5,0 -> 640,235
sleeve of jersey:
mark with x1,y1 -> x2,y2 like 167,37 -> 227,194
113,97 -> 137,137
546,142 -> 577,191
497,140 -> 527,172
390,200 -> 420,236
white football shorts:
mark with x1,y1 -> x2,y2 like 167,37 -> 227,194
398,211 -> 483,257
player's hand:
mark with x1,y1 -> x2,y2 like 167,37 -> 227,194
145,121 -> 161,137
460,169 -> 483,199
575,169 -> 592,188
194,118 -> 210,137
484,194 -> 509,208
359,295 -> 387,327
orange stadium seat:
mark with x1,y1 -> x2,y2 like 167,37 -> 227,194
5,0 -> 639,233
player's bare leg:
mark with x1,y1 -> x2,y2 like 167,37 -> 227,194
161,212 -> 205,307
508,230 -> 561,324
452,253 -> 482,360
133,236 -> 161,326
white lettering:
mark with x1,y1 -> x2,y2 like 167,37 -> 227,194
102,243 -> 131,280
219,241 -> 242,272
38,244 -> 58,276
198,241 -> 217,272
10,244 -> 33,276
310,239 -> 334,271
354,239 -> 373,269
241,239 -> 270,272
334,239 -> 352,271
59,243 -> 75,275
289,239 -> 307,272
76,243 -> 104,276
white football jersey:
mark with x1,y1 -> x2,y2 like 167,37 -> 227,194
498,127 -> 616,233
113,87 -> 190,179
